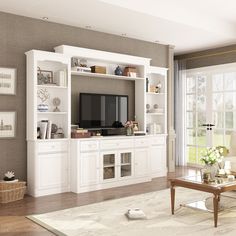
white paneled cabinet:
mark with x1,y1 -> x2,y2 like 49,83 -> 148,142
71,135 -> 166,193
134,148 -> 149,178
80,152 -> 99,187
151,146 -> 166,177
38,152 -> 68,190
27,140 -> 70,197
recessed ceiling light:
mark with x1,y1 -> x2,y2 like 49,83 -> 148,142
42,17 -> 48,20
121,33 -> 127,37
85,25 -> 92,29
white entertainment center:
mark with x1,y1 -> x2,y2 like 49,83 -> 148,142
26,45 -> 168,197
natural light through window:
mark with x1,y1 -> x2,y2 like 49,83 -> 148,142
186,63 -> 236,165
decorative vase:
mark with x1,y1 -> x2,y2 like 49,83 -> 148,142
38,104 -> 49,112
114,66 -> 123,76
126,127 -> 133,136
205,164 -> 218,181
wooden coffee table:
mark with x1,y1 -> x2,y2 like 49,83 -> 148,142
170,176 -> 236,227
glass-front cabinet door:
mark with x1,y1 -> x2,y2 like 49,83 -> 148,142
119,151 -> 133,178
101,152 -> 116,181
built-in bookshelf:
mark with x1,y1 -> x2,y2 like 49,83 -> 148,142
26,50 -> 71,141
146,66 -> 168,135
55,45 -> 150,132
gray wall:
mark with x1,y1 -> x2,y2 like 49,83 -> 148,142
0,11 -> 169,181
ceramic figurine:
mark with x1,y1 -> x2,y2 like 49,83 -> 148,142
114,66 -> 123,76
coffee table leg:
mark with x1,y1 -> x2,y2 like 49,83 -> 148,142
171,184 -> 175,215
213,193 -> 220,227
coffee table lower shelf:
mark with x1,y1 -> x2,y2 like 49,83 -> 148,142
170,176 -> 236,227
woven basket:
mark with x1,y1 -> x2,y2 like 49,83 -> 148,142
0,181 -> 26,203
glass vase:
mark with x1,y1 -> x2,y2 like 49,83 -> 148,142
126,127 -> 133,136
205,164 -> 218,181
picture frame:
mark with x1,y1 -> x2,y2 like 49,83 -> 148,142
0,67 -> 17,95
37,67 -> 53,85
0,111 -> 16,138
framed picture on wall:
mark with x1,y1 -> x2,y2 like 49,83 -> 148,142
0,67 -> 17,95
0,111 -> 16,138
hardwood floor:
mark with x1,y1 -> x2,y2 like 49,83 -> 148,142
0,166 -> 198,236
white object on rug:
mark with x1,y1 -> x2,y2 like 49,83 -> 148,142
126,208 -> 146,220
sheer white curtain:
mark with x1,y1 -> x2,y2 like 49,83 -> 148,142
174,60 -> 187,166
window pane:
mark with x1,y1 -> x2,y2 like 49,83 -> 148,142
224,72 -> 236,91
225,111 -> 236,129
187,146 -> 197,164
212,73 -> 223,92
197,147 -> 206,164
213,130 -> 224,146
197,75 -> 206,94
225,130 -> 232,149
186,94 -> 195,111
197,111 -> 206,127
196,129 -> 206,146
225,92 -> 236,110
187,77 -> 195,93
186,129 -> 195,145
213,93 -> 223,110
213,112 -> 224,129
197,94 -> 206,111
187,112 -> 194,128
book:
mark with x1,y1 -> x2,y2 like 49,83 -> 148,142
75,129 -> 88,133
40,121 -> 47,139
46,120 -> 52,139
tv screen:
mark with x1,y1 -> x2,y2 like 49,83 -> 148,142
79,93 -> 128,128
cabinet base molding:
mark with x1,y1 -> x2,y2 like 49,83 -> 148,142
73,176 -> 152,194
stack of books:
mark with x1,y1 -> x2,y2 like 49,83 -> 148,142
39,120 -> 52,139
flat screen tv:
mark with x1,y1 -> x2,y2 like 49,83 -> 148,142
79,93 -> 128,128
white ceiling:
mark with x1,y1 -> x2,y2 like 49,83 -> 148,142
1,0 -> 236,54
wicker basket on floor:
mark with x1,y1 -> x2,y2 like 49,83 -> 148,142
0,181 -> 26,203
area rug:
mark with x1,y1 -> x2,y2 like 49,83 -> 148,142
27,188 -> 236,236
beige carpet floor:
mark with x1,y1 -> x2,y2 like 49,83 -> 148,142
27,188 -> 236,236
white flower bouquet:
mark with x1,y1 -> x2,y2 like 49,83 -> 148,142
200,147 -> 224,165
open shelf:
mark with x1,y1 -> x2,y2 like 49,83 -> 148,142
36,138 -> 69,142
146,113 -> 165,116
37,112 -> 68,115
71,70 -> 145,81
146,92 -> 165,95
103,164 -> 115,168
37,85 -> 68,89
121,163 -> 131,166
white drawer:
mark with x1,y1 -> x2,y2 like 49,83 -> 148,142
80,141 -> 99,152
151,137 -> 165,146
135,138 -> 149,147
100,139 -> 133,150
38,141 -> 68,153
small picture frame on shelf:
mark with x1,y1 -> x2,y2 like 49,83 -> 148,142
0,111 -> 16,138
0,67 -> 17,95
37,67 -> 53,85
